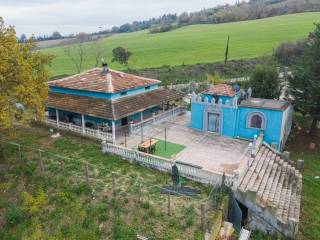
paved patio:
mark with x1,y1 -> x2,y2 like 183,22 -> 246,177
117,112 -> 249,174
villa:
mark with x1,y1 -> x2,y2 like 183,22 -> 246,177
45,64 -> 184,143
190,84 -> 293,151
45,67 -> 301,238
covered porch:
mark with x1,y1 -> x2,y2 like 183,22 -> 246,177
45,88 -> 184,143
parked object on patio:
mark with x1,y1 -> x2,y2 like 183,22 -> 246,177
138,139 -> 158,154
161,163 -> 201,196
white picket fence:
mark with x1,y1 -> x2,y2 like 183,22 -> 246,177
130,107 -> 186,134
45,118 -> 113,142
102,142 -> 234,186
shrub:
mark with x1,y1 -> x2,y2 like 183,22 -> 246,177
98,214 -> 109,222
112,218 -> 136,240
5,205 -> 23,227
140,201 -> 150,209
249,64 -> 281,99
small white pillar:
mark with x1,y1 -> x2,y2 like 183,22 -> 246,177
56,109 -> 60,127
112,121 -> 116,144
81,114 -> 85,134
162,103 -> 165,112
140,112 -> 144,122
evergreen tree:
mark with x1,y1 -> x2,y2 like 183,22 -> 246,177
289,23 -> 320,135
249,65 -> 280,99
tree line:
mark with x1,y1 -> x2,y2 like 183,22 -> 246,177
96,0 -> 320,34
20,0 -> 320,40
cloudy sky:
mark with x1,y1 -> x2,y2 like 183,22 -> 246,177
0,0 -> 235,37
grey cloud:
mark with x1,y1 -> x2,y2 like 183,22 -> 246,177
0,0 -> 235,36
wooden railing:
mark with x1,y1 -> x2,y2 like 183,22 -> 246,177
45,118 -> 113,142
102,142 -> 233,186
129,107 -> 185,134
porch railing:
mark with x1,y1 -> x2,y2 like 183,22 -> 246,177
102,142 -> 233,186
129,106 -> 185,134
45,118 -> 113,142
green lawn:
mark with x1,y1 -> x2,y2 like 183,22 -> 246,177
43,12 -> 320,78
153,139 -> 185,159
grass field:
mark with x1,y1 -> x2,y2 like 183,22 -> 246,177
0,125 -> 219,239
153,139 -> 185,159
44,12 -> 320,78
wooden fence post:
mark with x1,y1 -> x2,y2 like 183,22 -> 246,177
38,149 -> 44,174
201,203 -> 206,231
18,144 -> 22,162
84,161 -> 89,185
167,194 -> 171,216
60,160 -> 65,172
112,172 -> 116,197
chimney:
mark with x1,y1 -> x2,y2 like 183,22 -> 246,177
102,62 -> 109,74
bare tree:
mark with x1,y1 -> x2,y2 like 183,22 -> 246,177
63,33 -> 89,73
93,39 -> 105,67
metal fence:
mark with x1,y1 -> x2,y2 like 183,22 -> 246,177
129,107 -> 186,134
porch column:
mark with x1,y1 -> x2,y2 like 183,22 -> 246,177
81,114 -> 85,135
162,103 -> 165,112
55,109 -> 60,127
140,112 -> 144,122
112,121 -> 116,144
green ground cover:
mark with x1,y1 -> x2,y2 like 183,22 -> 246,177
43,13 -> 320,78
153,139 -> 185,159
0,124 -> 221,239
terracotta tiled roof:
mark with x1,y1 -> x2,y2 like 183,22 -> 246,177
112,88 -> 184,120
237,145 -> 301,225
48,68 -> 161,94
202,84 -> 236,97
46,92 -> 113,119
46,88 -> 183,120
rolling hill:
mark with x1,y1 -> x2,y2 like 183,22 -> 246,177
44,12 -> 320,77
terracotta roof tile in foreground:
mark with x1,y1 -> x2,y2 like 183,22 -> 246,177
236,145 -> 302,225
202,84 -> 236,97
46,88 -> 184,120
48,68 -> 161,94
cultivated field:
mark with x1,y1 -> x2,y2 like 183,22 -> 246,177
44,12 -> 320,77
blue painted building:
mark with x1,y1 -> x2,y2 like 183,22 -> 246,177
190,84 -> 293,150
46,65 -> 183,143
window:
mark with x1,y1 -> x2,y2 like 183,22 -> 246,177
145,86 -> 151,90
120,91 -> 127,96
247,112 -> 265,129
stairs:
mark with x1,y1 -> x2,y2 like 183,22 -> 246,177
236,144 -> 302,225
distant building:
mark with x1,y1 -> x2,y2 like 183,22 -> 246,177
45,65 -> 183,143
190,84 -> 293,151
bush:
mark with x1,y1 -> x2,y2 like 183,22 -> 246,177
140,201 -> 150,209
249,64 -> 281,99
149,24 -> 177,34
5,205 -> 23,227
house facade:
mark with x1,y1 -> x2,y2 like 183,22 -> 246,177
46,65 -> 183,143
190,84 -> 293,151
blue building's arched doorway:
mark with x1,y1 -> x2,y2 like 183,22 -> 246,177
207,113 -> 220,133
